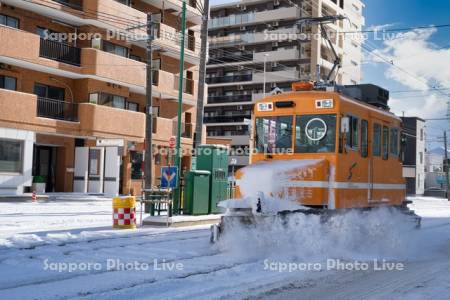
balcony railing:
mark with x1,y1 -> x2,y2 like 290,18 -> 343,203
204,114 -> 251,123
37,97 -> 78,122
39,38 -> 81,66
208,53 -> 253,64
206,74 -> 252,84
208,94 -> 252,104
174,76 -> 194,95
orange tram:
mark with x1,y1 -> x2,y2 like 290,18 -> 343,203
240,82 -> 408,210
211,82 -> 421,242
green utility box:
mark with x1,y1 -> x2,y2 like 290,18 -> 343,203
196,145 -> 229,214
184,170 -> 211,215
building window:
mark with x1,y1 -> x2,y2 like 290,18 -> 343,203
114,0 -> 131,6
97,93 -> 126,109
373,123 -> 381,156
130,151 -> 143,180
0,139 -> 23,173
419,152 -> 423,164
0,14 -> 19,29
420,128 -> 424,141
0,75 -> 17,91
346,116 -> 359,149
361,119 -> 368,158
127,101 -> 139,112
34,83 -> 65,100
102,41 -> 129,58
382,126 -> 389,160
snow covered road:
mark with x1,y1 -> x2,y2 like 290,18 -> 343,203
0,196 -> 449,299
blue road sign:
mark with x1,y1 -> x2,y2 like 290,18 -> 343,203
161,166 -> 178,188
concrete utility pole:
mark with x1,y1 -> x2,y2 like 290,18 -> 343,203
194,0 -> 210,148
444,130 -> 449,190
174,1 -> 187,214
144,14 -> 156,190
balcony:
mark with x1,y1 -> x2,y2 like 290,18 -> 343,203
154,70 -> 197,104
206,74 -> 252,84
209,7 -> 300,29
0,89 -> 145,141
152,117 -> 194,143
204,114 -> 251,124
81,48 -> 146,88
154,23 -> 200,63
37,97 -> 78,122
39,39 -> 81,66
208,52 -> 253,65
78,103 -> 145,140
174,76 -> 194,95
208,94 -> 252,104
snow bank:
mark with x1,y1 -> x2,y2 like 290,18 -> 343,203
217,207 -> 421,262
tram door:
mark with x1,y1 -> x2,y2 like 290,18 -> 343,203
370,119 -> 384,202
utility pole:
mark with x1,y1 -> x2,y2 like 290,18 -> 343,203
144,13 -> 155,190
194,0 -> 210,148
444,130 -> 449,191
174,1 -> 187,214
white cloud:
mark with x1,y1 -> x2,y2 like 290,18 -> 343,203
389,94 -> 447,120
366,23 -> 398,32
369,28 -> 450,118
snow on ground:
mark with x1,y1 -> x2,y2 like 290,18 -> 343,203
0,195 -> 449,299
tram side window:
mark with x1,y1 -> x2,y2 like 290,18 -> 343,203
382,126 -> 389,160
346,116 -> 359,149
361,120 -> 368,158
373,123 -> 381,156
390,128 -> 399,156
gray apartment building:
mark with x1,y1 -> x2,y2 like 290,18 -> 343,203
204,0 -> 365,169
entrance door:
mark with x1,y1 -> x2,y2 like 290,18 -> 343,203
74,147 -> 89,193
33,145 -> 57,192
88,147 -> 105,193
103,147 -> 120,196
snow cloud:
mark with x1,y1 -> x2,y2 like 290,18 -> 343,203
368,28 -> 450,118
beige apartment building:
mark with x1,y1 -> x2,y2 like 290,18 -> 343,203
205,0 -> 365,170
0,0 -> 203,195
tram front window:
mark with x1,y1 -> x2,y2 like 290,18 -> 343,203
255,116 -> 293,153
295,114 -> 337,153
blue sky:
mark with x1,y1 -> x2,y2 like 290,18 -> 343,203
209,0 -> 450,148
360,0 -> 450,149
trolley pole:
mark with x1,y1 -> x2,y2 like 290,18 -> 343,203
144,14 -> 156,191
173,1 -> 187,214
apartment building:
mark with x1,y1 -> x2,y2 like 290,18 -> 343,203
0,0 -> 203,195
401,117 -> 425,195
205,0 -> 364,169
